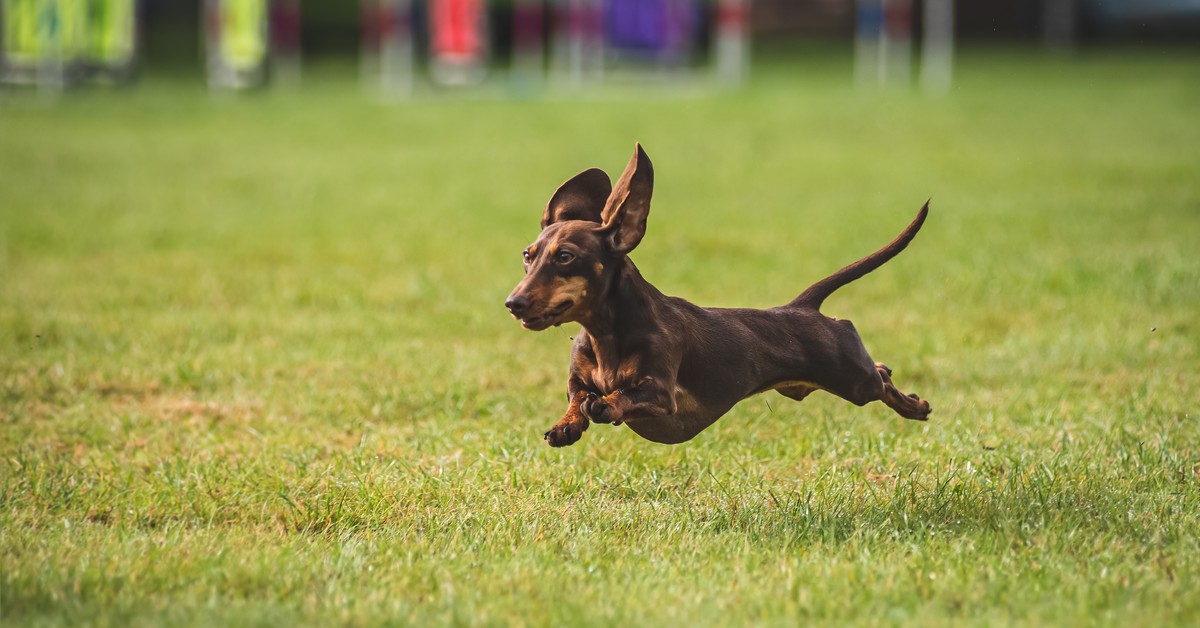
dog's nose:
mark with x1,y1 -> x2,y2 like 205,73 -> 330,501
505,294 -> 530,316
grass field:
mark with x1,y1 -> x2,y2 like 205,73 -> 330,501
2,47 -> 1199,626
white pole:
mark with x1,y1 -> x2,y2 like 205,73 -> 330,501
379,0 -> 414,97
919,0 -> 953,95
1042,0 -> 1077,50
39,0 -> 66,94
854,0 -> 882,88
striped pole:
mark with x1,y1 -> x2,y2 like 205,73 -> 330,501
881,0 -> 912,86
88,0 -> 139,83
512,0 -> 545,91
362,0 -> 414,96
712,0 -> 748,86
429,0 -> 488,86
854,0 -> 883,87
270,0 -> 301,85
552,0 -> 603,87
204,0 -> 270,89
856,0 -> 913,89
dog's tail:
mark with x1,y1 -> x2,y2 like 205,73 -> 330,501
788,201 -> 929,310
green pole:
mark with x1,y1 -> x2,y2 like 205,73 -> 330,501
221,0 -> 267,73
89,0 -> 136,66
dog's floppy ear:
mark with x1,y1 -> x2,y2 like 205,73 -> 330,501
541,168 -> 612,229
600,143 -> 653,255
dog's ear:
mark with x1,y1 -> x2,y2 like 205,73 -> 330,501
541,168 -> 612,229
600,143 -> 653,255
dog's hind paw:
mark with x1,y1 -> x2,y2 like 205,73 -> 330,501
582,392 -> 624,425
906,395 -> 932,421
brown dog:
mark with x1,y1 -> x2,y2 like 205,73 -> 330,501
506,144 -> 932,447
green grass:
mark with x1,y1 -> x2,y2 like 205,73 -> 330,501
2,47 -> 1199,626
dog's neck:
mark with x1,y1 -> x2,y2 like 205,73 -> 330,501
578,257 -> 663,369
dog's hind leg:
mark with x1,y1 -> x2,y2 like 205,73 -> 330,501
875,363 -> 931,421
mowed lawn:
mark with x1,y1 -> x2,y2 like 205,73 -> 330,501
2,48 -> 1198,626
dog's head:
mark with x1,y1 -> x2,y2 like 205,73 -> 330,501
505,143 -> 654,331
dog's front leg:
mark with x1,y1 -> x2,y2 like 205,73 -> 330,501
582,376 -> 676,425
544,386 -> 591,447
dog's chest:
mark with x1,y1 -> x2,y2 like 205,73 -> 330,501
579,335 -> 644,393
588,358 -> 641,394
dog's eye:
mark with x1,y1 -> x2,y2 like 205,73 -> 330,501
555,251 -> 575,264
522,251 -> 531,264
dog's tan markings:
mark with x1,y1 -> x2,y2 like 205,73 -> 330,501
553,276 -> 589,303
616,359 -> 642,385
769,380 -> 824,393
672,384 -> 702,416
593,262 -> 604,276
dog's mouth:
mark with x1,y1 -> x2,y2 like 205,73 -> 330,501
519,300 -> 573,330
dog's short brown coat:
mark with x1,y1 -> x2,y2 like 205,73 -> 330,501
506,144 -> 932,447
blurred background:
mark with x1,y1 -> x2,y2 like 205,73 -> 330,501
2,0 -> 1198,93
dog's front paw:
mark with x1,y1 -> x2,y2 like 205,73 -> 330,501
582,392 -> 623,425
544,423 -> 583,447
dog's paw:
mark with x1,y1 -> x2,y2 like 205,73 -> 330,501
544,423 -> 583,447
582,392 -> 623,425
907,394 -> 932,420
581,392 -> 605,421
